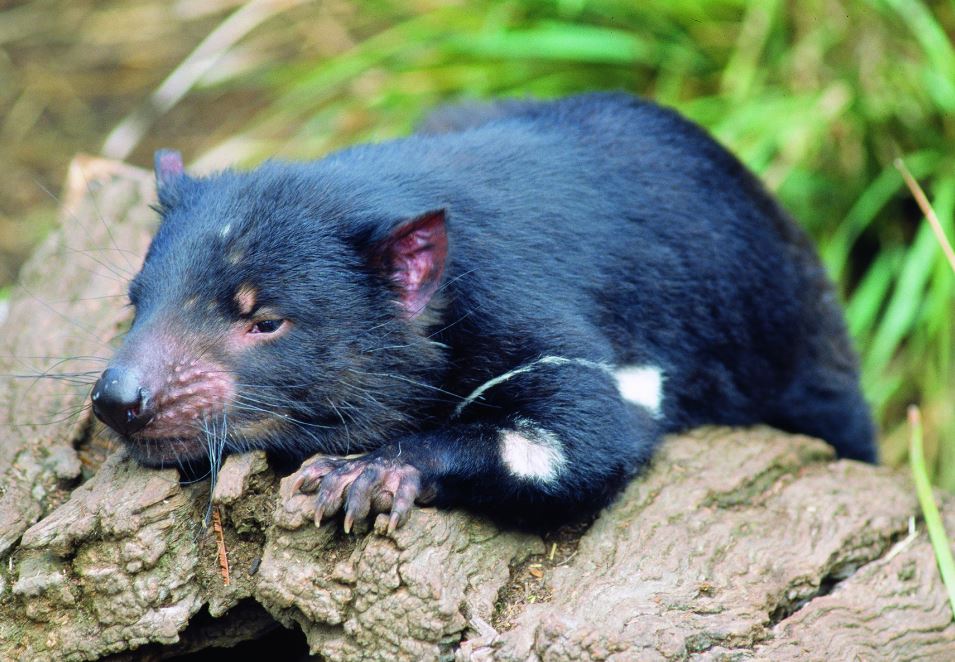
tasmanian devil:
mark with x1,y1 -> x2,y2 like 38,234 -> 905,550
90,92 -> 876,532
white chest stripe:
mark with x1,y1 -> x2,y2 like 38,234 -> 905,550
499,421 -> 567,483
453,355 -> 665,417
614,365 -> 664,416
453,355 -> 613,418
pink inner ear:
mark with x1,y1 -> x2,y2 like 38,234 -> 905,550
386,211 -> 448,318
158,153 -> 183,176
155,150 -> 184,188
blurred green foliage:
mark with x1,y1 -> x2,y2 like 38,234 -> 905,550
2,0 -> 953,487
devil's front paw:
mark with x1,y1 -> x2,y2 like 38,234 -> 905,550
292,453 -> 424,533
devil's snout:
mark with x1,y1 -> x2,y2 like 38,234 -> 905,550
91,366 -> 154,436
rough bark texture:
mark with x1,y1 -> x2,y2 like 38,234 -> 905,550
0,157 -> 952,661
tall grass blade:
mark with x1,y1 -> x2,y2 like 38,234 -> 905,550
908,406 -> 955,622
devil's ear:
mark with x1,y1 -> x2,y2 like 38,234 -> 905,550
153,149 -> 185,207
371,209 -> 448,319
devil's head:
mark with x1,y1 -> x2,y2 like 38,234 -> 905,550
91,150 -> 449,468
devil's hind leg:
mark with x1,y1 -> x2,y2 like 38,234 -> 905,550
768,366 -> 877,463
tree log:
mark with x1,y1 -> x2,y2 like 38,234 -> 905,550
0,157 -> 952,661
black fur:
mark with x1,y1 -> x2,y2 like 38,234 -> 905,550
97,92 -> 876,528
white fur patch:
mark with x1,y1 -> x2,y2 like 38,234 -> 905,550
499,422 -> 566,483
453,355 -> 613,418
615,365 -> 664,416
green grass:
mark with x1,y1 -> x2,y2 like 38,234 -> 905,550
909,406 -> 955,621
6,0 -> 953,488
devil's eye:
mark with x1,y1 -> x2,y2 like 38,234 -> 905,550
249,319 -> 284,334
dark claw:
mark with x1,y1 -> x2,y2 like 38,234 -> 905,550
388,473 -> 420,533
311,462 -> 363,525
343,470 -> 377,532
293,453 -> 423,532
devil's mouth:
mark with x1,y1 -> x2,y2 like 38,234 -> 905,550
113,403 -> 351,471
134,420 -> 211,440
121,412 -> 333,468
118,411 -> 248,466
120,433 -> 212,467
